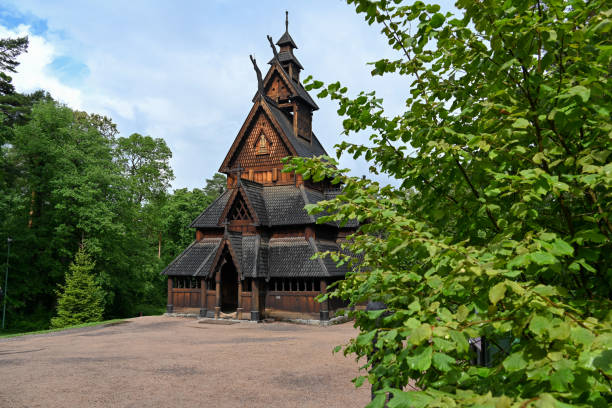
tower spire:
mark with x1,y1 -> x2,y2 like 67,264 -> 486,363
285,10 -> 289,32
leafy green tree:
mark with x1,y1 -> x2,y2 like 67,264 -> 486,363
0,36 -> 30,142
160,187 -> 213,260
51,245 -> 104,328
287,1 -> 612,407
1,100 -> 156,327
1,101 -> 124,326
115,133 -> 174,205
203,173 -> 227,197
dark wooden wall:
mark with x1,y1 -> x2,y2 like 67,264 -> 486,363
265,291 -> 321,315
172,288 -> 200,308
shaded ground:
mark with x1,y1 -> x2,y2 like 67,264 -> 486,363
0,316 -> 369,407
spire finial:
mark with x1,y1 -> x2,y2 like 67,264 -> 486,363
285,11 -> 289,32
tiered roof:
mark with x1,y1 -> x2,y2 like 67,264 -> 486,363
163,234 -> 348,279
190,179 -> 356,228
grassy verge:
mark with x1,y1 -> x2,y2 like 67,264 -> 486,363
0,318 -> 126,339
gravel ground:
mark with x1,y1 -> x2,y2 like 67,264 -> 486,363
0,316 -> 370,407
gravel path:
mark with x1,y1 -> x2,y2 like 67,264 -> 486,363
0,316 -> 369,407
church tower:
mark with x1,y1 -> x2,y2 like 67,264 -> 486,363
163,14 -> 355,322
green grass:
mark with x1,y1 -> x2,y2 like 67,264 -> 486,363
0,318 -> 126,339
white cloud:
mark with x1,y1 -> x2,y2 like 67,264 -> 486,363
0,24 -> 83,108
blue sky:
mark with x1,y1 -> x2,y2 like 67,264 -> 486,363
0,0 -> 457,190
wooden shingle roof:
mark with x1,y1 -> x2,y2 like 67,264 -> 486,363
268,51 -> 303,70
189,180 -> 354,229
162,238 -> 222,276
276,31 -> 298,49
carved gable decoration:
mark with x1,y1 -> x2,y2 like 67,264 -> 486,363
255,130 -> 271,155
228,191 -> 252,222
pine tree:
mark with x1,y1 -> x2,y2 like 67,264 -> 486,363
51,246 -> 104,328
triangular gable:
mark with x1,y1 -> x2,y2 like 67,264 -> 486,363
217,183 -> 260,225
227,191 -> 253,222
208,239 -> 242,278
264,69 -> 293,102
218,99 -> 298,173
257,61 -> 318,110
253,63 -> 298,103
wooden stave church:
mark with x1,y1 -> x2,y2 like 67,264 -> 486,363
162,16 -> 355,322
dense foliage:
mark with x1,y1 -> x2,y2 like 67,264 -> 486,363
0,37 -> 225,331
286,0 -> 612,406
51,246 -> 104,328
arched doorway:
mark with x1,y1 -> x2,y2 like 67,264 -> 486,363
220,259 -> 238,311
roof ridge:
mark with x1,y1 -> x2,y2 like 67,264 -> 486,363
298,184 -> 316,223
194,240 -> 222,276
239,179 -> 269,226
252,234 -> 260,279
308,236 -> 329,276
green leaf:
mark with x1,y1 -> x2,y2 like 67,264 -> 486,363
512,118 -> 530,129
529,315 -> 550,337
382,209 -> 395,218
430,13 -> 445,28
550,368 -> 574,392
388,390 -> 434,408
366,393 -> 386,408
368,309 -> 386,319
433,337 -> 455,352
357,330 -> 377,347
489,282 -> 506,305
503,351 -> 528,372
405,346 -> 433,371
567,85 -> 590,102
410,324 -> 432,345
353,375 -> 366,388
570,327 -> 594,347
450,330 -> 469,353
456,305 -> 469,322
530,251 -> 557,265
550,239 -> 574,256
432,352 -> 455,372
593,349 -> 612,375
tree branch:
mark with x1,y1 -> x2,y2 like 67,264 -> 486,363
453,157 -> 501,232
